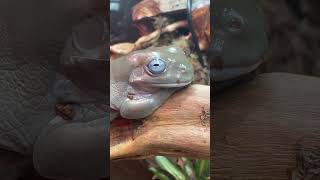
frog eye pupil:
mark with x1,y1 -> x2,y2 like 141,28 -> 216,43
229,18 -> 241,29
222,8 -> 245,33
147,58 -> 166,75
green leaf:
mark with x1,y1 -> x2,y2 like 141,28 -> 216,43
181,157 -> 196,179
195,159 -> 210,178
155,156 -> 187,180
149,167 -> 172,180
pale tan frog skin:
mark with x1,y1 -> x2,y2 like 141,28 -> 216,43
111,46 -> 194,120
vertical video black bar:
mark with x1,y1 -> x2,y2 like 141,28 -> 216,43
106,1 -> 110,179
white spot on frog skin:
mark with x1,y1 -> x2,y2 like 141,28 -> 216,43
150,52 -> 160,59
177,73 -> 181,79
167,58 -> 176,63
167,47 -> 177,53
179,64 -> 187,73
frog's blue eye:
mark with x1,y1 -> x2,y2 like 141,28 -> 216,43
147,57 -> 166,75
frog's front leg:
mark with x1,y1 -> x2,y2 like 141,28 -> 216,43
120,88 -> 176,119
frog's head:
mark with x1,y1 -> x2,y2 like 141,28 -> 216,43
127,46 -> 194,91
210,0 -> 267,82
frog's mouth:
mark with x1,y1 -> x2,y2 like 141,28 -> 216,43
129,79 -> 192,92
126,80 -> 189,100
129,77 -> 192,89
149,81 -> 192,88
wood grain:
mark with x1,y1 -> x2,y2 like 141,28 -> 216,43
110,84 -> 210,161
212,73 -> 320,180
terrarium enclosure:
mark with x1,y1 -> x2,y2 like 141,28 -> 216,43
110,0 -> 210,179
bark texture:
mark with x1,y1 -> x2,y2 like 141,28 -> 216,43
212,73 -> 320,180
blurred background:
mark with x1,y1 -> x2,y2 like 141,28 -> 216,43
258,0 -> 320,76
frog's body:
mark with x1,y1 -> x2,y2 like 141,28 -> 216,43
111,46 -> 193,120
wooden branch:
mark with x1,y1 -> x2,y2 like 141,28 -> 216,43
110,84 -> 210,161
213,73 -> 320,179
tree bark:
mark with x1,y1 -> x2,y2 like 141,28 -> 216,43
110,84 -> 210,161
213,73 -> 320,180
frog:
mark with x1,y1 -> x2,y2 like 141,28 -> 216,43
210,0 -> 268,85
111,45 -> 194,120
